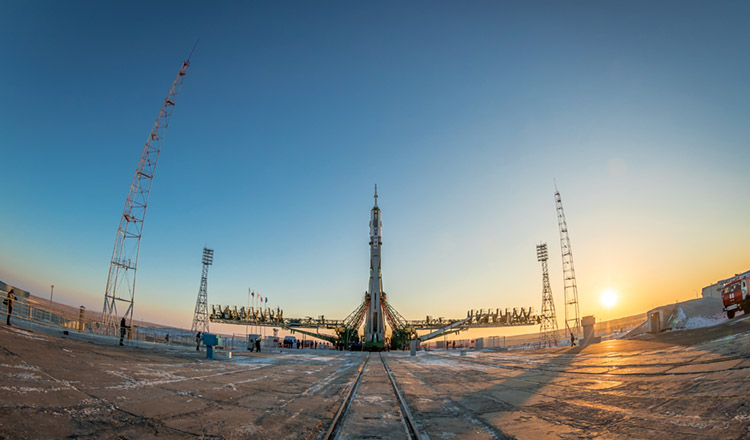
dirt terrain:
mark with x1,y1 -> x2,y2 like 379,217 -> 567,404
0,315 -> 748,439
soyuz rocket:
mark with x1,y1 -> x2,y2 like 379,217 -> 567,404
364,184 -> 385,344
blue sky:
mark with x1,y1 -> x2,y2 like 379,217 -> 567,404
1,1 -> 749,330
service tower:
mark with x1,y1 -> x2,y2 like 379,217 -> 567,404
364,185 -> 386,346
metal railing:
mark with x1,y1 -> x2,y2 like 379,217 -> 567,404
0,300 -> 198,348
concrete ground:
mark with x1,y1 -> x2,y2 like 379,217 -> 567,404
0,314 -> 749,439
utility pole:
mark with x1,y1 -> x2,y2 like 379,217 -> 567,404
101,54 -> 193,335
537,243 -> 558,347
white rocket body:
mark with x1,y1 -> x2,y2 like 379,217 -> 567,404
364,185 -> 385,344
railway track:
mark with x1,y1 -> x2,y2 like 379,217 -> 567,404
323,353 -> 423,440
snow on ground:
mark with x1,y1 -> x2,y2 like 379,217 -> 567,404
410,356 -> 494,371
682,313 -> 729,329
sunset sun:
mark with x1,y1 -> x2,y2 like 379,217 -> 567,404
601,290 -> 618,308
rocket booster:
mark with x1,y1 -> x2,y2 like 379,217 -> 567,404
365,184 -> 385,344
370,185 -> 382,249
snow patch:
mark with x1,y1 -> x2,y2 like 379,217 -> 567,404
683,313 -> 729,329
0,385 -> 69,393
9,328 -> 48,341
12,372 -> 43,381
664,310 -> 729,331
0,363 -> 40,371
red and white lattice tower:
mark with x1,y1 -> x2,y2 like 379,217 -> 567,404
555,187 -> 581,341
101,57 -> 192,333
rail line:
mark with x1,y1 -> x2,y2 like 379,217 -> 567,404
323,353 -> 423,440
322,353 -> 370,439
381,353 -> 423,440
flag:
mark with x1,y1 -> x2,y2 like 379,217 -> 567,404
251,292 -> 254,298
265,297 -> 268,304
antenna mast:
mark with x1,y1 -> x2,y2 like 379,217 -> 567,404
537,243 -> 558,347
101,58 -> 191,333
555,187 -> 581,341
191,247 -> 214,334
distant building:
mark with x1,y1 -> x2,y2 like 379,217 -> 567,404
702,270 -> 750,298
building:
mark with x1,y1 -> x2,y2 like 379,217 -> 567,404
702,270 -> 750,298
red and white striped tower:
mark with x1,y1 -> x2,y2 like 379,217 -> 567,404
555,186 -> 581,341
101,55 -> 192,334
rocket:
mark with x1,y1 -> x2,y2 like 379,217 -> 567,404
364,184 -> 385,344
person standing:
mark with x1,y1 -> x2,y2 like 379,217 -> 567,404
255,338 -> 261,353
119,317 -> 127,346
5,289 -> 15,326
196,332 -> 202,351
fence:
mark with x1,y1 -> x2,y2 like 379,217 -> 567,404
422,313 -> 647,351
0,299 -> 201,348
0,298 -> 648,353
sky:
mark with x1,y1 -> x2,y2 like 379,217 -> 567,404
1,1 -> 749,334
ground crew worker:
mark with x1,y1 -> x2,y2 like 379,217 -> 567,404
196,332 -> 202,351
119,317 -> 128,346
255,338 -> 261,353
5,289 -> 15,326
570,332 -> 576,347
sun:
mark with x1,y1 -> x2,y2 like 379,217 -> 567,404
601,290 -> 617,308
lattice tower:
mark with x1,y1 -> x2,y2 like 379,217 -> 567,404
101,56 -> 192,333
537,243 -> 558,347
555,188 -> 581,340
191,247 -> 214,333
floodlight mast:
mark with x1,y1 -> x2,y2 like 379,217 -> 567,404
537,243 -> 558,347
101,57 -> 191,334
191,247 -> 214,334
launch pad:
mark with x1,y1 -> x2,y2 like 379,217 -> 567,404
210,186 -> 539,350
